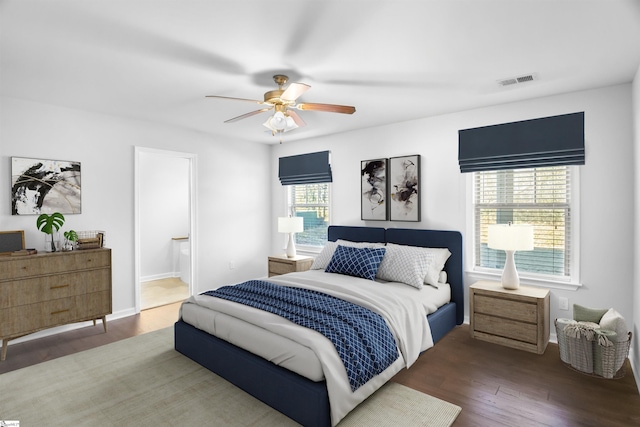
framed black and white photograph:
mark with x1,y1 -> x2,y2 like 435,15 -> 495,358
361,158 -> 388,221
11,157 -> 82,215
389,154 -> 420,222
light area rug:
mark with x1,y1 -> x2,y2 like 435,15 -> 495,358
0,327 -> 461,426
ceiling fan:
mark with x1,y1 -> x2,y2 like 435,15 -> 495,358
206,74 -> 356,136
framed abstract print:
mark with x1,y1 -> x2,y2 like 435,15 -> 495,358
361,158 -> 387,221
389,154 -> 420,222
11,157 -> 82,215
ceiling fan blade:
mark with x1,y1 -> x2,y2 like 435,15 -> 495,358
296,103 -> 356,114
206,95 -> 268,104
224,107 -> 273,123
287,110 -> 306,127
281,82 -> 311,101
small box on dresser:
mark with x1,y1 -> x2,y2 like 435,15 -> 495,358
268,255 -> 313,277
470,280 -> 550,354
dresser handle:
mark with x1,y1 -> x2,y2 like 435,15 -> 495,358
50,284 -> 70,290
51,309 -> 69,315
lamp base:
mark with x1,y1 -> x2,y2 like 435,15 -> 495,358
501,250 -> 520,290
285,233 -> 296,258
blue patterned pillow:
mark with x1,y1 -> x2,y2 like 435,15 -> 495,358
325,245 -> 386,281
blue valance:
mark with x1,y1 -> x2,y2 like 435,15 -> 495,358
279,151 -> 332,185
458,112 -> 585,173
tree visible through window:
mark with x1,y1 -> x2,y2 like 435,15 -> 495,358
474,166 -> 573,281
288,183 -> 330,247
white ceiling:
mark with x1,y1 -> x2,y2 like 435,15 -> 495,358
2,0 -> 640,144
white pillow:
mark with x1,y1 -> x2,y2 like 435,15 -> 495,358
376,244 -> 430,289
599,308 -> 628,342
438,271 -> 448,284
311,239 -> 384,270
421,247 -> 451,288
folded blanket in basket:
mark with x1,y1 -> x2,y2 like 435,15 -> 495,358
564,321 -> 600,340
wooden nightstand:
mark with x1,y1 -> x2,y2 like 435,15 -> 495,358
268,255 -> 313,277
470,280 -> 550,354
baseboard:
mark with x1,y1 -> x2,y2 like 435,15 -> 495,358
141,272 -> 179,282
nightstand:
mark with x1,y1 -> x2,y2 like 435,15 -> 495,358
470,280 -> 550,354
268,254 -> 313,277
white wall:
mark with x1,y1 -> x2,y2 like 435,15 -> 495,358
139,151 -> 190,280
271,84 -> 635,335
1,97 -> 272,323
632,65 -> 640,387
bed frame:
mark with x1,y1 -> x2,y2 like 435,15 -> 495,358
175,226 -> 463,427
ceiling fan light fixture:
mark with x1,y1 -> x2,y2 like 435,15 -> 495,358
263,112 -> 299,133
272,111 -> 286,130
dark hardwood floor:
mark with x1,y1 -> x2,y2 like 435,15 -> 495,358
2,304 -> 639,426
393,325 -> 640,427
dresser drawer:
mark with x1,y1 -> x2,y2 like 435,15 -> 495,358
69,250 -> 111,270
0,270 -> 110,309
474,294 -> 538,323
84,290 -> 112,317
474,313 -> 538,344
0,249 -> 111,280
0,296 -> 83,336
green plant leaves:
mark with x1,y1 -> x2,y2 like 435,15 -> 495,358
36,212 -> 65,235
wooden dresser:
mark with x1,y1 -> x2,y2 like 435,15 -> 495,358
470,280 -> 550,354
0,248 -> 112,360
268,254 -> 313,277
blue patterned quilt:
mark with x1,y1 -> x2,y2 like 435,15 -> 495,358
203,280 -> 398,391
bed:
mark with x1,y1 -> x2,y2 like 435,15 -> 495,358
174,226 -> 463,426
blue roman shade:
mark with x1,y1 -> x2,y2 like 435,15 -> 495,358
279,151 -> 332,185
458,112 -> 585,173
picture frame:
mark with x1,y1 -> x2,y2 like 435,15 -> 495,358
11,157 -> 82,215
361,158 -> 388,221
0,230 -> 25,255
389,154 -> 420,222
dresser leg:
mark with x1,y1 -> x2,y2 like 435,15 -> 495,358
1,339 -> 7,361
102,316 -> 107,333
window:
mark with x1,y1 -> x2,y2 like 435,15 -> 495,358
474,166 -> 576,282
287,183 -> 330,248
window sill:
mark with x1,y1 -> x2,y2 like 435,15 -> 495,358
466,270 -> 582,291
295,246 -> 323,257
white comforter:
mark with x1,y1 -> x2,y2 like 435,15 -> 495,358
181,270 -> 433,426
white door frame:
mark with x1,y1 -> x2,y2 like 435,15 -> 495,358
134,146 -> 198,313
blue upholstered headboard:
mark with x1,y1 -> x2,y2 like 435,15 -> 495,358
327,226 -> 464,325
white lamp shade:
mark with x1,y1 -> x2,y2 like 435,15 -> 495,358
488,224 -> 534,251
278,217 -> 304,233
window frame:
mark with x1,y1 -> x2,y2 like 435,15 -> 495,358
284,182 -> 332,254
466,166 -> 581,291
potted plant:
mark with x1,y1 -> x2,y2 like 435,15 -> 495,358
63,229 -> 78,251
36,212 -> 65,252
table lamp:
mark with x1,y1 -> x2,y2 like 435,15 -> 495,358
488,223 -> 534,290
278,216 -> 304,258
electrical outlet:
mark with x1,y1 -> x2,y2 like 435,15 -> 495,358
559,297 -> 569,311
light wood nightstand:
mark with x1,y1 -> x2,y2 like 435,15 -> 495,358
268,255 -> 313,277
470,280 -> 550,354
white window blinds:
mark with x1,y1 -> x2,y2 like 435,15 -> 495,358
288,183 -> 330,247
474,166 -> 572,280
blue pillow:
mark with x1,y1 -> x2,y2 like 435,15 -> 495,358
325,245 -> 386,281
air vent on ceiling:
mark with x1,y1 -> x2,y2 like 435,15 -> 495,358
497,73 -> 538,86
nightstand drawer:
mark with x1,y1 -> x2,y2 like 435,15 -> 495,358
269,261 -> 295,276
474,294 -> 538,323
474,313 -> 538,344
268,255 -> 313,277
469,280 -> 550,354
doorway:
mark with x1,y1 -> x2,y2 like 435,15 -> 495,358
134,147 -> 197,312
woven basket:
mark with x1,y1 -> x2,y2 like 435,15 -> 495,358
554,319 -> 631,379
